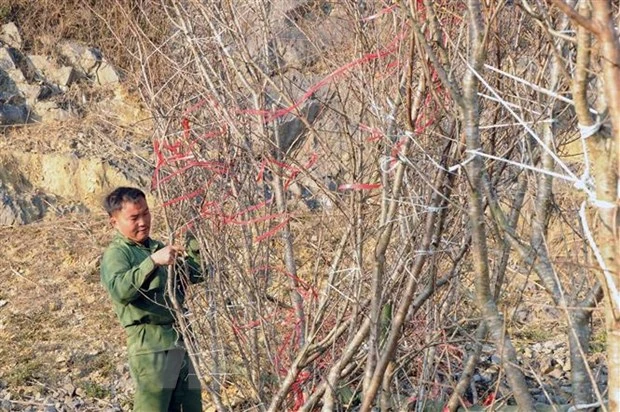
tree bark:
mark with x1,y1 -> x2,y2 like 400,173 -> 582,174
587,4 -> 620,409
569,1 -> 620,408
460,1 -> 535,409
359,147 -> 455,411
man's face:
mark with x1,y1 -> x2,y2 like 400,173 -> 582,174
110,198 -> 152,243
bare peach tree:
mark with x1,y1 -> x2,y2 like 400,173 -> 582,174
131,1 -> 471,410
368,0 -> 616,410
545,0 -> 620,409
102,0 -> 619,410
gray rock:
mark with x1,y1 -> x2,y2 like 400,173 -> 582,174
277,100 -> 320,151
0,47 -> 17,72
27,55 -> 76,87
279,26 -> 315,69
94,62 -> 120,86
6,48 -> 36,82
8,68 -> 25,84
0,80 -> 39,107
0,103 -> 29,125
0,399 -> 10,411
58,41 -> 99,74
0,188 -> 47,225
43,406 -> 58,412
0,193 -> 24,225
16,82 -> 43,105
0,68 -> 20,97
52,66 -> 76,87
32,100 -> 72,122
0,23 -> 22,49
0,48 -> 25,85
63,382 -> 76,397
268,2 -> 349,72
58,42 -> 120,86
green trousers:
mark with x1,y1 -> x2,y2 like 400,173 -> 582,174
128,347 -> 202,412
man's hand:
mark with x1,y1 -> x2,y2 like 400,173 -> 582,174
150,245 -> 184,266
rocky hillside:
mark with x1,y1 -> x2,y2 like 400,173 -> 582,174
0,21 -> 153,226
0,21 -> 156,411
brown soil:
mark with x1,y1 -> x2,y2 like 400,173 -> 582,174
0,212 -> 130,410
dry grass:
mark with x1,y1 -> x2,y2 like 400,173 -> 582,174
0,0 -> 169,84
0,213 -> 127,404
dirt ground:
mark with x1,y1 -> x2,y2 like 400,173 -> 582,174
0,212 -> 132,411
0,211 -> 609,411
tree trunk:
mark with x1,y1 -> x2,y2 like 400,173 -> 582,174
461,1 -> 535,409
568,1 -> 620,408
589,2 -> 620,408
567,308 -> 594,407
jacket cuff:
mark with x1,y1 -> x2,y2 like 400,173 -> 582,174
139,256 -> 157,279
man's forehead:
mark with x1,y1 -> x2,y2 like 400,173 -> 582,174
120,199 -> 149,214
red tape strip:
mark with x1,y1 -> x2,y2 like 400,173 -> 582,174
254,218 -> 290,243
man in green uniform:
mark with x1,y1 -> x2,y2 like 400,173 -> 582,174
100,187 -> 204,411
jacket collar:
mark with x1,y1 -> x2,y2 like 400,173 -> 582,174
114,231 -> 154,249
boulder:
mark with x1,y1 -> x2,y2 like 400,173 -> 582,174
8,48 -> 38,82
277,100 -> 321,151
16,83 -> 43,106
0,48 -> 25,85
94,62 -> 120,86
278,26 -> 316,69
0,188 -> 46,226
0,47 -> 16,71
28,55 -> 76,87
266,1 -> 348,72
51,66 -> 76,88
0,103 -> 29,125
58,41 -> 119,85
0,47 -> 41,105
0,79 -> 42,107
0,23 -> 22,49
0,51 -> 26,104
0,78 -> 16,101
58,41 -> 98,74
32,100 -> 72,122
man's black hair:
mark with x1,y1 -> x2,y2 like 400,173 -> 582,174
104,187 -> 146,216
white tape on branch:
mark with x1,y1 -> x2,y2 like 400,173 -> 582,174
578,122 -> 601,139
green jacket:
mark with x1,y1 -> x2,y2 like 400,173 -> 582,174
100,232 -> 205,355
